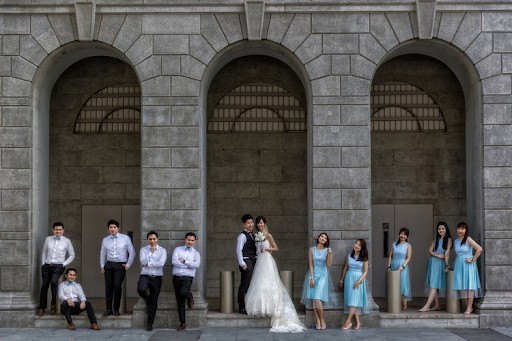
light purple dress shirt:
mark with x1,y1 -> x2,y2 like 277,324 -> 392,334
42,235 -> 75,266
58,281 -> 86,302
100,233 -> 136,268
172,246 -> 200,277
140,245 -> 167,277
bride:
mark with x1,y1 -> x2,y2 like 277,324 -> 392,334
245,216 -> 306,333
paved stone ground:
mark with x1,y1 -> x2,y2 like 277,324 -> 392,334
1,327 -> 512,341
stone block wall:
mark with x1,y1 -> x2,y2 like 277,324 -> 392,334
0,0 -> 512,328
206,133 -> 308,301
48,56 -> 141,277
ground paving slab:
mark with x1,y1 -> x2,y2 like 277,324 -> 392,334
1,327 -> 512,341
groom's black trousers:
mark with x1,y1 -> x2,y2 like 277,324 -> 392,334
238,258 -> 256,311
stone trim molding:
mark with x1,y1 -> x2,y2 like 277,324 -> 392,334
75,1 -> 96,41
2,2 -> 512,14
245,1 -> 265,41
416,0 -> 437,39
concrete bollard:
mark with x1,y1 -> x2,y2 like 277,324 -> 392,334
279,271 -> 294,301
220,271 -> 235,313
387,271 -> 402,313
446,270 -> 461,313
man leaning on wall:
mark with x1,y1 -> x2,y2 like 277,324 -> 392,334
38,222 -> 75,316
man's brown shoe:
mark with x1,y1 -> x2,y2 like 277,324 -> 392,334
68,323 -> 76,330
50,304 -> 57,315
177,323 -> 186,331
187,294 -> 194,309
90,323 -> 101,330
37,309 -> 44,316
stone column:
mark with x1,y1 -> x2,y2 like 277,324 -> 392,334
478,102 -> 512,327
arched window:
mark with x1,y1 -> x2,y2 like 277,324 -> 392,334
371,82 -> 446,132
73,84 -> 141,133
207,83 -> 306,133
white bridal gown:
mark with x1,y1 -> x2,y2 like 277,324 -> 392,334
245,240 -> 306,333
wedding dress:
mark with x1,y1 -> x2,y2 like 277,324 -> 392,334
245,240 -> 306,333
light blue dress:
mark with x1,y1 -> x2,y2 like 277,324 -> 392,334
424,238 -> 450,296
344,253 -> 372,314
452,237 -> 483,298
300,246 -> 338,309
390,242 -> 411,301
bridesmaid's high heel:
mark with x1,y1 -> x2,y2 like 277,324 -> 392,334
341,323 -> 352,330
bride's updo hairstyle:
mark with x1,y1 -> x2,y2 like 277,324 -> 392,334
255,216 -> 268,232
316,233 -> 330,248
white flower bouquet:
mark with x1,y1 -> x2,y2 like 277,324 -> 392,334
254,232 -> 267,253
254,232 -> 266,242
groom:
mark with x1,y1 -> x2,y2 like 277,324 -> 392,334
236,214 -> 256,314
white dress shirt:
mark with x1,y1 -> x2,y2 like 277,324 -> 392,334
100,233 -> 136,268
236,230 -> 254,267
42,235 -> 75,266
58,281 -> 86,302
172,246 -> 200,277
140,245 -> 167,276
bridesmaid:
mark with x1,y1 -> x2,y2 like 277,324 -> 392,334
420,222 -> 453,312
340,239 -> 372,330
452,222 -> 483,315
300,233 -> 335,330
387,228 -> 412,310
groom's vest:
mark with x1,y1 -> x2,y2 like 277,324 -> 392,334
241,231 -> 256,260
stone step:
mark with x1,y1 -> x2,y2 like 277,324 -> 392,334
380,311 -> 480,328
206,310 -> 307,328
34,315 -> 132,329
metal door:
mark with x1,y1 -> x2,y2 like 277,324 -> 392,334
372,204 -> 433,297
82,205 -> 141,298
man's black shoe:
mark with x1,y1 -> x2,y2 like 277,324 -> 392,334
102,310 -> 113,317
147,324 -> 153,331
114,310 -> 121,316
239,309 -> 247,314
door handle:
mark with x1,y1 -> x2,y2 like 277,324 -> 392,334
383,230 -> 389,258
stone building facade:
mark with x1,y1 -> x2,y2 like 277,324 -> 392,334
0,0 -> 511,328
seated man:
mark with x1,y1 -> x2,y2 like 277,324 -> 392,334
58,268 -> 101,330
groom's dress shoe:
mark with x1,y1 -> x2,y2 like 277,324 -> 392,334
239,309 -> 247,314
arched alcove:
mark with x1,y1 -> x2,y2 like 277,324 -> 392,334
369,41 -> 483,301
200,42 -> 313,308
31,42 -> 142,307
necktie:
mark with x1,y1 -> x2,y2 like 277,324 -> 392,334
111,235 -> 118,239
67,282 -> 75,286
186,247 -> 192,252
54,237 -> 60,240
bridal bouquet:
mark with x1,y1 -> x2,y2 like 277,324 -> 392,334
254,232 -> 267,253
254,232 -> 266,242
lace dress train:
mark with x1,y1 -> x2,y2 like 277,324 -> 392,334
245,244 -> 306,333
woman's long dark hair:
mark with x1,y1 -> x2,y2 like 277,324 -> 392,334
396,227 -> 409,245
351,239 -> 368,261
457,222 -> 469,245
434,221 -> 452,251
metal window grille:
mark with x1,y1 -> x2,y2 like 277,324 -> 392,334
74,85 -> 141,134
207,83 -> 306,133
371,82 -> 446,132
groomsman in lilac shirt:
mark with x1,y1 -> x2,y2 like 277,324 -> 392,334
58,268 -> 100,330
138,231 -> 167,331
171,232 -> 201,331
100,219 -> 135,316
38,222 -> 75,316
